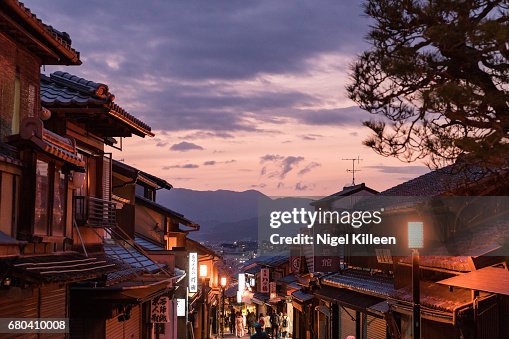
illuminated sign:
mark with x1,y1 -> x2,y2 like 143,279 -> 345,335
189,252 -> 198,293
177,298 -> 186,317
238,273 -> 245,293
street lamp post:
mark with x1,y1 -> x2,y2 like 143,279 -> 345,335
408,221 -> 424,339
200,264 -> 208,339
220,277 -> 227,338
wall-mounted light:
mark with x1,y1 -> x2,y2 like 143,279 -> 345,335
199,264 -> 208,278
408,222 -> 424,249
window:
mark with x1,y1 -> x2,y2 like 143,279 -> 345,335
34,157 -> 67,236
135,184 -> 156,201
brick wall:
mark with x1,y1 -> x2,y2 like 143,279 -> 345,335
0,31 -> 41,141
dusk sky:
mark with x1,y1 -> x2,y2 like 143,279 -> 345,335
27,1 -> 430,196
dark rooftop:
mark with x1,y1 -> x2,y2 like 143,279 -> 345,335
134,235 -> 165,252
379,161 -> 488,197
135,195 -> 199,229
113,159 -> 173,190
104,242 -> 163,274
311,183 -> 378,206
391,281 -> 471,312
1,0 -> 80,64
1,253 -> 116,283
41,72 -> 153,137
322,269 -> 395,298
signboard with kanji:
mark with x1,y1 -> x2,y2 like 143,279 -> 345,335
313,256 -> 341,273
151,297 -> 170,323
269,282 -> 276,300
260,268 -> 269,293
189,252 -> 198,293
290,256 -> 302,273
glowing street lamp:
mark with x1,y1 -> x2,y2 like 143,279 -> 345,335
220,276 -> 227,287
408,221 -> 423,339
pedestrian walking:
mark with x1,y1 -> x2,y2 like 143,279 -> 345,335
258,313 -> 265,332
230,310 -> 236,334
247,311 -> 256,335
280,311 -> 291,338
235,311 -> 245,337
264,313 -> 271,336
270,310 -> 280,338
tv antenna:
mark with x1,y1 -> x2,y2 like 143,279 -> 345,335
342,156 -> 362,185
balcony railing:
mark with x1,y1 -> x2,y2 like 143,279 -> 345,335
74,196 -> 116,228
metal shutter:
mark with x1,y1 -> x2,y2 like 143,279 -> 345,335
340,307 -> 356,339
475,295 -> 499,339
106,305 -> 140,339
366,315 -> 386,339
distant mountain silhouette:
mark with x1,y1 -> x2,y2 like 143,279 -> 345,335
156,188 -> 314,242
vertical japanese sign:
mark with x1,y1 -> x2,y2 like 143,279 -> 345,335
189,252 -> 198,293
151,297 -> 170,323
269,282 -> 276,300
260,268 -> 269,293
290,256 -> 301,273
238,273 -> 245,293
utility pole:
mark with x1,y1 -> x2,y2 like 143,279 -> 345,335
342,156 -> 362,186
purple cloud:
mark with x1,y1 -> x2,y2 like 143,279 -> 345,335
170,141 -> 204,152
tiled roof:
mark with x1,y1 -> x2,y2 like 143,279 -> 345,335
291,289 -> 314,302
41,72 -> 153,136
380,161 -> 487,196
136,196 -> 199,229
2,1 -> 80,64
134,235 -> 165,251
224,282 -> 239,298
399,256 -> 472,272
278,274 -> 298,284
242,255 -> 288,268
322,269 -> 395,297
104,242 -> 163,273
391,281 -> 471,312
1,253 -> 116,283
113,159 -> 173,190
311,183 -> 379,206
0,142 -> 21,166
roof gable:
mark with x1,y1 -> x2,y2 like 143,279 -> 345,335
41,72 -> 153,137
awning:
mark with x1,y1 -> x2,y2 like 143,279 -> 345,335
368,301 -> 390,316
1,253 -> 116,283
72,280 -> 175,304
252,292 -> 270,305
291,289 -> 314,303
314,285 -> 385,314
11,118 -> 85,169
315,305 -> 331,317
437,266 -> 509,296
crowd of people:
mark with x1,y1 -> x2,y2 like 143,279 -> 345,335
226,309 -> 291,338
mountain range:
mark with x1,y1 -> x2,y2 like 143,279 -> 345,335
157,188 -> 314,242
